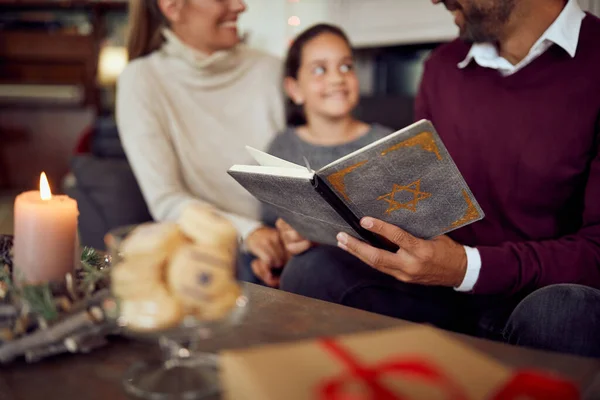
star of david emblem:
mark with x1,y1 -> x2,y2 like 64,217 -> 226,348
377,180 -> 432,215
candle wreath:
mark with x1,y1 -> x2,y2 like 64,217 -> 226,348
0,234 -> 114,364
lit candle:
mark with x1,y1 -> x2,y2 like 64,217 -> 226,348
13,172 -> 79,284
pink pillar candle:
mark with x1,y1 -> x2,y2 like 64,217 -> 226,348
13,174 -> 79,284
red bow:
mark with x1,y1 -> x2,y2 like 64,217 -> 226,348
317,338 -> 580,400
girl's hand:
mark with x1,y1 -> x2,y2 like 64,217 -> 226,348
276,219 -> 314,256
250,258 -> 281,288
245,226 -> 288,267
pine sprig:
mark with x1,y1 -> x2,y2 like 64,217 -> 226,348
79,247 -> 110,292
81,247 -> 106,269
0,265 -> 12,288
0,265 -> 14,301
2,266 -> 59,321
2,247 -> 109,319
20,284 -> 58,322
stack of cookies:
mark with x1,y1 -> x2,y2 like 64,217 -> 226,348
110,204 -> 242,332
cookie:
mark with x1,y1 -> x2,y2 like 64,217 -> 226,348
119,222 -> 187,262
167,244 -> 236,309
177,204 -> 239,255
198,283 -> 242,321
119,288 -> 183,332
110,256 -> 166,299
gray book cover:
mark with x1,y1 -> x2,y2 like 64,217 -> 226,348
228,120 -> 484,247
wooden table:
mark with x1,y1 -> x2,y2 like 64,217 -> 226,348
1,283 -> 599,400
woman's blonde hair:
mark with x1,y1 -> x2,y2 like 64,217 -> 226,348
127,0 -> 168,60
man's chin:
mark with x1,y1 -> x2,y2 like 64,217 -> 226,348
457,24 -> 483,43
458,31 -> 475,43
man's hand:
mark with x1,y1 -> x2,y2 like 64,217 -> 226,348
276,219 -> 314,256
246,226 -> 287,267
336,217 -> 467,287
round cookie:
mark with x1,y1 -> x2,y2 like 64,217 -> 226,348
177,204 -> 239,256
167,244 -> 236,309
111,256 -> 166,299
119,288 -> 183,332
198,283 -> 242,321
119,222 -> 188,262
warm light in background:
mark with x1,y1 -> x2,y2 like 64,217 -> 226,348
40,172 -> 52,201
98,45 -> 128,86
287,16 -> 301,26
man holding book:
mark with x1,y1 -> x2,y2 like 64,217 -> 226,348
277,0 -> 600,357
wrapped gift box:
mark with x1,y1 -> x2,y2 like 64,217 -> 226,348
220,325 -> 579,400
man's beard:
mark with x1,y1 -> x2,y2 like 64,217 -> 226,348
447,0 -> 516,43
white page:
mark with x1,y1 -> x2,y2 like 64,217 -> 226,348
246,146 -> 306,170
229,164 -> 314,180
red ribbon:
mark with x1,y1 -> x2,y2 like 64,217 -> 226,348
317,338 -> 580,400
493,370 -> 580,400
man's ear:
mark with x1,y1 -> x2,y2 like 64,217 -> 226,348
284,77 -> 304,106
158,0 -> 185,24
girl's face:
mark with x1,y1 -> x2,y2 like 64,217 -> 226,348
160,0 -> 246,54
286,32 -> 360,122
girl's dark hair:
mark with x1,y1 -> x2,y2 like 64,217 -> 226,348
284,24 -> 353,126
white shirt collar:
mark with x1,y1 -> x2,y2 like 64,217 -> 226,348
457,0 -> 586,74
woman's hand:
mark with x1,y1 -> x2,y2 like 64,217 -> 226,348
276,219 -> 314,256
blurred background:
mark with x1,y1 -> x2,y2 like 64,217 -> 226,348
1,0 -> 599,244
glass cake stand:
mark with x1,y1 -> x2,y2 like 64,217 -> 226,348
103,225 -> 249,400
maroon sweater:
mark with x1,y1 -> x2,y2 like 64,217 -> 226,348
415,13 -> 600,296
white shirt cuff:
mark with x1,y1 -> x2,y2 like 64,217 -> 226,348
454,246 -> 482,292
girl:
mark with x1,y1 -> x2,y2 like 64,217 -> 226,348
116,0 -> 288,280
254,24 -> 394,286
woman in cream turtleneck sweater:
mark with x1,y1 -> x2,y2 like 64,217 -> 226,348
116,0 -> 287,274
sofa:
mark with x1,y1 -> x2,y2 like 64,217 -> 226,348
66,117 -> 152,250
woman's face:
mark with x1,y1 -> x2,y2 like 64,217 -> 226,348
286,33 -> 360,122
161,0 -> 247,54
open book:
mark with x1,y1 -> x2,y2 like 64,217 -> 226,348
228,120 -> 484,250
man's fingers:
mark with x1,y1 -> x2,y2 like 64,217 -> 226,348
338,234 -> 413,282
337,233 -> 396,270
360,217 -> 421,251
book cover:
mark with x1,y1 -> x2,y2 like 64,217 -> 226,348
318,120 -> 483,240
226,172 -> 353,246
228,120 -> 484,247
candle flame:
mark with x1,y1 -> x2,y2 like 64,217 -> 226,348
40,172 -> 52,201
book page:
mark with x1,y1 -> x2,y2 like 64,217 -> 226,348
245,146 -> 306,170
228,165 -> 314,180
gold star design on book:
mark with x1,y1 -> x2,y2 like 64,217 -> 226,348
378,180 -> 432,214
